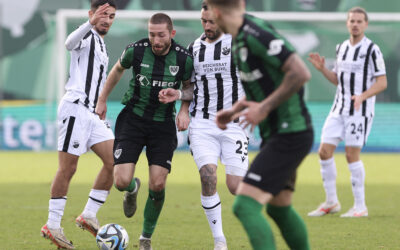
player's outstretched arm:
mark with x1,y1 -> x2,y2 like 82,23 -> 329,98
259,53 -> 311,119
96,61 -> 125,120
308,52 -> 338,85
216,97 -> 247,130
159,80 -> 194,103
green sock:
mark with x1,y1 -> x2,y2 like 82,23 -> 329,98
142,189 -> 165,238
267,204 -> 310,250
114,178 -> 136,192
233,195 -> 275,250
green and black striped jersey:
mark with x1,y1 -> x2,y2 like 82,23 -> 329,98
233,14 -> 312,140
119,38 -> 193,122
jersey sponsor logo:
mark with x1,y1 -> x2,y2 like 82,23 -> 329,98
136,74 -> 150,86
239,47 -> 248,62
247,172 -> 261,182
103,120 -> 111,129
359,54 -> 366,59
267,39 -> 284,56
243,24 -> 260,37
152,80 -> 178,87
140,63 -> 150,68
240,69 -> 263,82
169,66 -> 179,76
114,149 -> 122,159
222,46 -> 231,55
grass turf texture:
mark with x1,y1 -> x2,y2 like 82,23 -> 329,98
0,152 -> 399,249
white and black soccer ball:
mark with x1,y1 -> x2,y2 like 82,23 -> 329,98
96,223 -> 129,250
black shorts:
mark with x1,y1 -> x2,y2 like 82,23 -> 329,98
243,129 -> 314,196
113,107 -> 177,171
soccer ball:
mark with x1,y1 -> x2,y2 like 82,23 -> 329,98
96,223 -> 129,250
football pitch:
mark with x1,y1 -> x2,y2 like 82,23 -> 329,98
0,151 -> 399,249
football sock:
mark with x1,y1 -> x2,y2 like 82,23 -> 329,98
142,189 -> 165,238
348,161 -> 366,210
201,193 -> 226,243
47,197 -> 67,229
267,204 -> 310,250
115,178 -> 137,192
320,157 -> 338,204
233,195 -> 275,250
82,189 -> 109,218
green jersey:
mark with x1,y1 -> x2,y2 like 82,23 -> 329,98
120,38 -> 193,122
233,14 -> 312,140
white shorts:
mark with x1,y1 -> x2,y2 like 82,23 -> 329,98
188,118 -> 248,177
57,99 -> 114,156
321,114 -> 373,148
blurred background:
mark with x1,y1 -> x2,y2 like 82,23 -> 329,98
0,0 -> 399,151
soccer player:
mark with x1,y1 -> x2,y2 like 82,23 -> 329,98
205,0 -> 314,249
40,1 -> 116,249
158,2 -> 247,249
307,7 -> 387,218
95,13 -> 193,250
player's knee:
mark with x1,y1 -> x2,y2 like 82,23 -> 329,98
113,175 -> 130,190
318,147 -> 332,160
150,180 -> 166,192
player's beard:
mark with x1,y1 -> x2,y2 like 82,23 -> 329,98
152,41 -> 171,56
205,29 -> 222,41
95,24 -> 109,36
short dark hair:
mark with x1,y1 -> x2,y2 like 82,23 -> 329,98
149,13 -> 173,32
206,0 -> 241,8
91,0 -> 116,10
348,6 -> 368,22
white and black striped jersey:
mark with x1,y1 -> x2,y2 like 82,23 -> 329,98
63,21 -> 109,112
188,33 -> 245,121
331,36 -> 386,117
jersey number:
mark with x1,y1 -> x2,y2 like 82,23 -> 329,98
236,140 -> 249,156
350,123 -> 363,134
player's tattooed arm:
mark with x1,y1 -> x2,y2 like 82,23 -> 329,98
180,79 -> 194,101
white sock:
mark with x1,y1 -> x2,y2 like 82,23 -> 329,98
82,189 -> 109,218
47,197 -> 67,229
348,161 -> 366,210
320,158 -> 338,204
201,193 -> 226,243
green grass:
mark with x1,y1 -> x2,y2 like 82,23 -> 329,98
1,152 -> 400,249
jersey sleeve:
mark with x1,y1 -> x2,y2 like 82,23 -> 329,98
65,21 -> 93,51
250,30 -> 294,69
183,55 -> 194,81
119,45 -> 134,69
370,44 -> 386,77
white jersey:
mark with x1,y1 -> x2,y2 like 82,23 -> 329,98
188,33 -> 245,121
63,21 -> 109,112
331,36 -> 386,117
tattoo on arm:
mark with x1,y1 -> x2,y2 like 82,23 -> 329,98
181,80 -> 194,101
